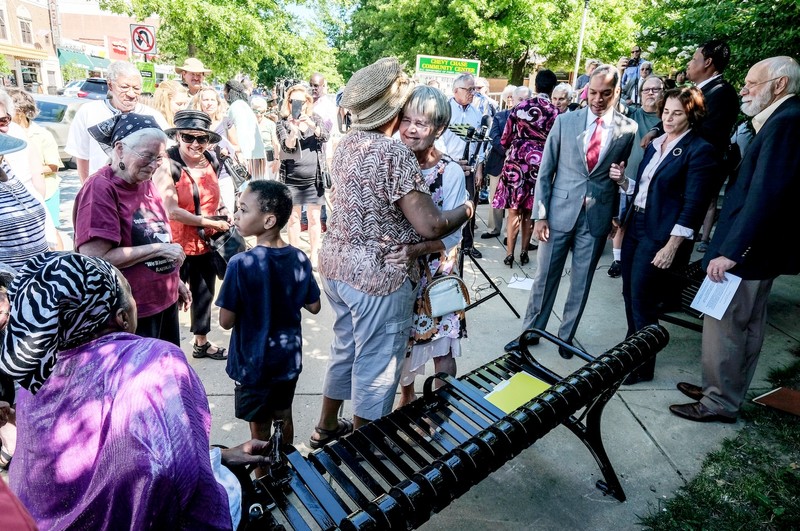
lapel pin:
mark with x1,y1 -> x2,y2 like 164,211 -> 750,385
672,147 -> 683,157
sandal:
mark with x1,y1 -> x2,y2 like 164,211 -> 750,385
309,418 -> 354,449
192,342 -> 228,360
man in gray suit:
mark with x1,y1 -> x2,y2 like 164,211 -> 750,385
505,65 -> 637,356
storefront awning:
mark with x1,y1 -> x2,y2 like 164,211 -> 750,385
0,43 -> 48,61
89,56 -> 110,70
58,49 -> 93,70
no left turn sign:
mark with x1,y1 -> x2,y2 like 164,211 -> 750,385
130,24 -> 157,55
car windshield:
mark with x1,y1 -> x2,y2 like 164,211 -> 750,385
34,101 -> 68,123
83,81 -> 107,93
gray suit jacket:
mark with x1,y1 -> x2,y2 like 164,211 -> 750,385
535,108 -> 637,238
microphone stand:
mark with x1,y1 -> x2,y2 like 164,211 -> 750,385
447,124 -> 520,318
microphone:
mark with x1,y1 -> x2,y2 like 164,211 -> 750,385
462,126 -> 476,161
470,122 -> 490,167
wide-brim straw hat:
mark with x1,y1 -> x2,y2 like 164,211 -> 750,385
340,57 -> 412,131
0,133 -> 26,156
164,110 -> 222,144
175,58 -> 211,74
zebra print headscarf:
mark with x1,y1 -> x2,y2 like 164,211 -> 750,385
0,252 -> 120,394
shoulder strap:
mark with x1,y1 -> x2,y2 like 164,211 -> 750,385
167,145 -> 206,241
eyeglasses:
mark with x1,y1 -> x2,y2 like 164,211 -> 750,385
123,144 -> 165,166
642,87 -> 662,94
0,115 -> 11,126
456,87 -> 477,93
180,133 -> 210,145
741,76 -> 784,92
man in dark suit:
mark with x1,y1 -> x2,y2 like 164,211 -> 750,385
671,56 -> 800,423
684,39 -> 740,251
505,65 -> 637,355
481,86 -> 531,239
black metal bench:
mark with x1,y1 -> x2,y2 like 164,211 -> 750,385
247,325 -> 670,530
657,259 -> 705,332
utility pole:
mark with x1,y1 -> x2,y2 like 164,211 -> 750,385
572,0 -> 590,92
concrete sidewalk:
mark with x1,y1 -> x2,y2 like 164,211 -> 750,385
175,201 -> 798,529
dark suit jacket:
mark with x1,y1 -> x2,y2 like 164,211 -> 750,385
484,110 -> 510,176
625,130 -> 717,242
705,96 -> 800,279
697,76 -> 740,157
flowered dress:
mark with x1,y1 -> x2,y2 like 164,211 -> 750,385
492,96 -> 560,210
401,157 -> 467,386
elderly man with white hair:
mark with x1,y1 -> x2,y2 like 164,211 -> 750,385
551,83 -> 573,113
622,60 -> 653,106
66,61 -> 168,182
670,56 -> 800,423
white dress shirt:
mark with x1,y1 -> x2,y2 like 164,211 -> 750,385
583,108 -> 615,164
626,130 -> 694,238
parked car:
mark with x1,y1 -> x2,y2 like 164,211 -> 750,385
32,94 -> 87,169
62,78 -> 108,99
58,80 -> 82,96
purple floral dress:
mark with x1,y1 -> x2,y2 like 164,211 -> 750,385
492,96 -> 560,210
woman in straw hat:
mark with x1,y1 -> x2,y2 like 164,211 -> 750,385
309,57 -> 475,449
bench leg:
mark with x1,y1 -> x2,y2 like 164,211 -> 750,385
562,386 -> 627,502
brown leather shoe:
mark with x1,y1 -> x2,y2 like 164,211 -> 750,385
676,382 -> 704,401
669,402 -> 736,424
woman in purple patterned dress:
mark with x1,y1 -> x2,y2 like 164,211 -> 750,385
492,73 -> 560,267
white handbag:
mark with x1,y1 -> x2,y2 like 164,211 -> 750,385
422,269 -> 470,318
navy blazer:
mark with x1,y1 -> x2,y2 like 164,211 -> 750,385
484,110 -> 510,176
625,129 -> 717,242
706,96 -> 800,279
698,76 -> 740,156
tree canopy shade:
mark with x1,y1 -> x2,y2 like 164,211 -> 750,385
635,0 -> 800,87
325,0 -> 640,84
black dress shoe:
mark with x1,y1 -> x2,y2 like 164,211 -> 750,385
607,260 -> 621,278
520,251 -> 529,265
464,248 -> 483,259
480,232 -> 500,239
504,336 -> 539,352
558,345 -> 573,359
676,382 -> 704,401
669,402 -> 736,423
528,242 -> 538,251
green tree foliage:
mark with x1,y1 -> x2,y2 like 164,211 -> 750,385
61,61 -> 85,82
257,26 -> 344,90
635,0 -> 800,87
0,56 -> 12,76
98,0 -> 295,80
325,0 -> 641,83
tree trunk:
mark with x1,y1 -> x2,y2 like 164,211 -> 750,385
187,43 -> 197,57
509,46 -> 529,86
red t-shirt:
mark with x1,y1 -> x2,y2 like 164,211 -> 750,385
73,166 -> 179,317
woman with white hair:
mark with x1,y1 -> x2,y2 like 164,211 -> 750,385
310,57 -> 474,449
501,84 -> 517,109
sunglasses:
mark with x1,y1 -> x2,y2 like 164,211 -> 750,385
0,115 -> 11,126
180,133 -> 210,145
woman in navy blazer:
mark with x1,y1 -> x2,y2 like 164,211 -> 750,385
613,87 -> 717,383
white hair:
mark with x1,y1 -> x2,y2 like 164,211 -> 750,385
513,86 -> 532,100
107,61 -> 142,83
553,83 -> 573,99
764,56 -> 800,94
453,73 -> 474,88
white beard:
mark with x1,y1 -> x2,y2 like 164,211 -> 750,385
741,85 -> 774,117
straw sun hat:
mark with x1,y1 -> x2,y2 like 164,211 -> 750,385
340,57 -> 413,131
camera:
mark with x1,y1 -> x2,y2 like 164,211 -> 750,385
628,58 -> 639,68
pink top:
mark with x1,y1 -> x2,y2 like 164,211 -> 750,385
73,165 -> 179,318
318,131 -> 429,296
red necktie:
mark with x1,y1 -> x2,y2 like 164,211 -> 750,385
586,117 -> 603,172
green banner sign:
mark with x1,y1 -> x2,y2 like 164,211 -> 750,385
416,55 -> 481,76
136,62 -> 156,94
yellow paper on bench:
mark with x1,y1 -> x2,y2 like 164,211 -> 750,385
484,372 -> 551,414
